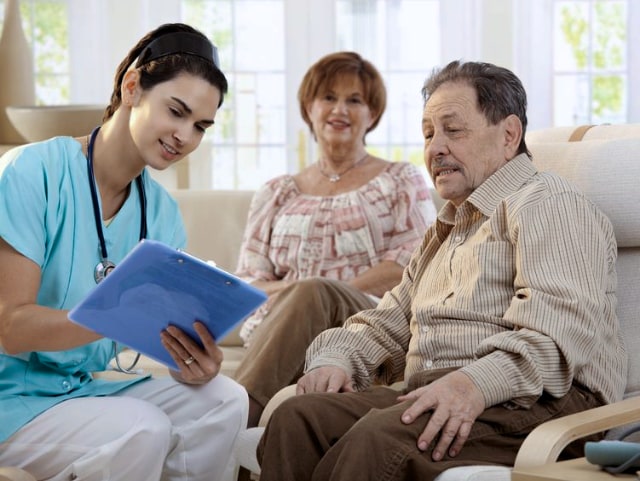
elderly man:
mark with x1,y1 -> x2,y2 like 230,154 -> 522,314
256,60 -> 627,480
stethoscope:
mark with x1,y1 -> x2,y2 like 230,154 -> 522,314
86,126 -> 146,374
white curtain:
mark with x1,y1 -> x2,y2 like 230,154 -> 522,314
68,0 -> 182,105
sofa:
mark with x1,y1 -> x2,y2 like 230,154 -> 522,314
2,123 -> 640,480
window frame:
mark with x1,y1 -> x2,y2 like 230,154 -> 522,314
9,0 -> 640,188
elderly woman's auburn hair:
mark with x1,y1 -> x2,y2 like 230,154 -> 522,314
298,51 -> 387,135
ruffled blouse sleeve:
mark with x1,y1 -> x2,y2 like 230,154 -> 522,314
380,162 -> 437,267
235,176 -> 299,281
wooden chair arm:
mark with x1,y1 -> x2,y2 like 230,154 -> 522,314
514,396 -> 640,469
0,467 -> 37,481
258,384 -> 297,427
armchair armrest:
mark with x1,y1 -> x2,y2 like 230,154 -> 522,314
0,467 -> 37,481
514,396 -> 640,469
258,384 -> 297,427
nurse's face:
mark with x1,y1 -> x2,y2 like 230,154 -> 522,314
129,72 -> 221,170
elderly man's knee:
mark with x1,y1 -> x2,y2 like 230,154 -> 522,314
270,392 -> 329,428
347,404 -> 416,447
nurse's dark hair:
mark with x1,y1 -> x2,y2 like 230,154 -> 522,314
103,23 -> 228,121
422,60 -> 530,157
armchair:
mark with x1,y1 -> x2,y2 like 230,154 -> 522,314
234,123 -> 640,481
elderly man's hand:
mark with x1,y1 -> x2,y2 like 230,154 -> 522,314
397,370 -> 485,461
296,366 -> 355,395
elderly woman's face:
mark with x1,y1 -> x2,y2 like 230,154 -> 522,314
306,74 -> 374,148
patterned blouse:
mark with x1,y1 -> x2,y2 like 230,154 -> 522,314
236,161 -> 438,344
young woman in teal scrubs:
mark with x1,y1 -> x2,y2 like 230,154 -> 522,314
0,23 -> 247,480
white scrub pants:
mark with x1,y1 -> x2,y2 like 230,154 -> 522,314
0,374 -> 248,481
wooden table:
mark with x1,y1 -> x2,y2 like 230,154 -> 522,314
512,457 -> 636,481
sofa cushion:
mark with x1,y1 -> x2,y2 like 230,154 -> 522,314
171,189 -> 254,273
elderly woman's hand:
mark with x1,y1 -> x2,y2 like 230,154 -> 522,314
161,321 -> 223,384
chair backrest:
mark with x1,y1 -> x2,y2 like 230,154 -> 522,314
526,123 -> 640,144
527,126 -> 640,402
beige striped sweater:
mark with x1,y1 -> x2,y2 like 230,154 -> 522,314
306,154 -> 627,408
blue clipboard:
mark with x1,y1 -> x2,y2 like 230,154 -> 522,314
68,239 -> 267,370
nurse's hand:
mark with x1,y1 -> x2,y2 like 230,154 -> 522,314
161,321 -> 223,385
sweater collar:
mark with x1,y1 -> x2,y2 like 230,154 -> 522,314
438,153 -> 537,223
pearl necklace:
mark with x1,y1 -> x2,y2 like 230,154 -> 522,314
318,153 -> 369,183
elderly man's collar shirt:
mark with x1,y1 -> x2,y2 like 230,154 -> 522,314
306,153 -> 626,410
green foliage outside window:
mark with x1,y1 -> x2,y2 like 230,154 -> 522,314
559,1 -> 626,120
11,0 -> 69,104
182,0 -> 234,142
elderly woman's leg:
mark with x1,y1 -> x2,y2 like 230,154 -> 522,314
234,278 -> 377,427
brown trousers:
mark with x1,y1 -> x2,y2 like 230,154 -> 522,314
257,368 -> 603,481
234,278 -> 377,408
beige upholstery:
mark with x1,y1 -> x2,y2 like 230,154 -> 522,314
0,468 -> 36,481
234,123 -> 640,481
526,123 -> 640,144
172,189 -> 254,346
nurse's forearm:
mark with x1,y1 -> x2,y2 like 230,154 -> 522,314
0,305 -> 101,355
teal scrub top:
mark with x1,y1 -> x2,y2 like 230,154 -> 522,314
0,137 -> 187,442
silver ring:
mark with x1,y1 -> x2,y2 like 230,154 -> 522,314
184,356 -> 195,366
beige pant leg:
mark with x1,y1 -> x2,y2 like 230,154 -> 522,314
234,278 -> 377,408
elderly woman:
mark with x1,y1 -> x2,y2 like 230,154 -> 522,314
234,51 -> 437,427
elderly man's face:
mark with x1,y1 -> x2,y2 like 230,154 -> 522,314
422,82 -> 512,207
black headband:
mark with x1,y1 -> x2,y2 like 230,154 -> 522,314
135,32 -> 220,68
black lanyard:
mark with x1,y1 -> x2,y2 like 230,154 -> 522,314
86,126 -> 147,283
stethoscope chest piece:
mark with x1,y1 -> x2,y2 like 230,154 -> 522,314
94,259 -> 116,284
86,126 -> 146,286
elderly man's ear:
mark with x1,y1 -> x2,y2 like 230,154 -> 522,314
503,114 -> 523,160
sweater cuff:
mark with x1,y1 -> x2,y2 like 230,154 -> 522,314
459,354 -> 516,407
305,353 -> 355,381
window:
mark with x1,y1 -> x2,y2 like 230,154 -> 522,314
553,0 -> 628,125
183,0 -> 441,188
515,0 -> 638,128
4,0 -> 638,190
5,0 -> 69,104
335,0 -> 440,169
183,0 -> 286,189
